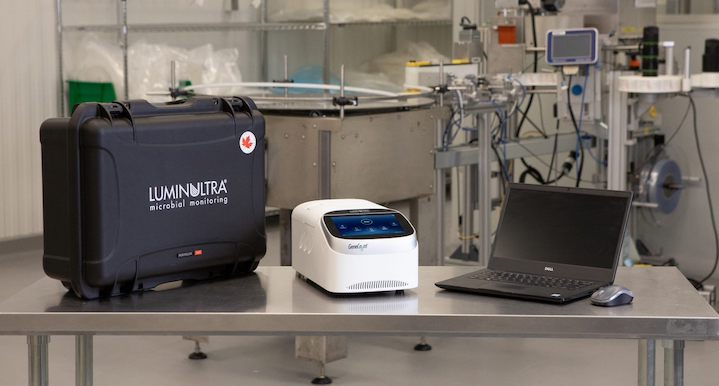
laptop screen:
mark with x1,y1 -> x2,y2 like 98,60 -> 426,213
492,186 -> 630,269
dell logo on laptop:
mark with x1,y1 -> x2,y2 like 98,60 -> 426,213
544,267 -> 554,272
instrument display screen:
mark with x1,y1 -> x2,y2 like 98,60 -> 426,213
323,210 -> 414,239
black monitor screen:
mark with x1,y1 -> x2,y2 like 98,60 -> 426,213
492,187 -> 629,269
553,33 -> 592,59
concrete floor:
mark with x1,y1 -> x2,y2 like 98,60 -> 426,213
1,229 -> 718,385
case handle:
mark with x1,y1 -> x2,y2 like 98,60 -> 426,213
113,97 -> 233,119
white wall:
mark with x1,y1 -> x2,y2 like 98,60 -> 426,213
0,0 -> 57,240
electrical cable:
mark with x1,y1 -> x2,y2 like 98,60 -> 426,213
545,119 -> 561,183
520,54 -> 544,73
566,75 -> 585,187
515,105 -> 548,137
519,166 -> 548,184
509,140 -> 597,184
583,141 -> 607,166
491,141 -> 510,187
577,69 -> 591,165
544,171 -> 566,185
515,0 -> 538,137
635,97 -> 692,173
684,94 -> 719,284
537,94 -> 548,135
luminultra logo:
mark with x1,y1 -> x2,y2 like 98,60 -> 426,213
149,180 -> 227,201
148,179 -> 229,212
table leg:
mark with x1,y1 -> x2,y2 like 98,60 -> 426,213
638,339 -> 655,386
27,335 -> 49,386
663,340 -> 685,386
296,336 -> 347,384
76,335 -> 93,386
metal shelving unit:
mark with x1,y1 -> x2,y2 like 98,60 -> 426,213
55,0 -> 452,115
62,22 -> 328,33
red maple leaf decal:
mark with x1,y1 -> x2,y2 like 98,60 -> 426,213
241,135 -> 253,149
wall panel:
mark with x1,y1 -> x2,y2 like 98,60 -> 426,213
0,0 -> 58,239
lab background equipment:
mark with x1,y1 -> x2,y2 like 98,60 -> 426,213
40,0 -> 719,382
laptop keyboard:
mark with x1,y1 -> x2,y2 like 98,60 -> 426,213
469,270 -> 594,290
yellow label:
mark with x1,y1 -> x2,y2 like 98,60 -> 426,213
649,105 -> 657,118
621,26 -> 639,35
406,61 -> 432,67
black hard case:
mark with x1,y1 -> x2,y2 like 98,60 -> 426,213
40,97 -> 266,299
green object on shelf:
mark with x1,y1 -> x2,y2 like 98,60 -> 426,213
67,80 -> 117,112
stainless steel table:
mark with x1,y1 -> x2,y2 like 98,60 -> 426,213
0,266 -> 717,386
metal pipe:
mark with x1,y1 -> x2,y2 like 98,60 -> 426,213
633,202 -> 660,209
183,82 -> 399,97
602,45 -> 640,51
76,335 -> 93,386
683,46 -> 692,92
663,42 -> 675,75
638,339 -> 656,386
56,0 -> 65,116
121,0 -> 129,99
340,64 -> 345,120
318,131 -> 331,199
478,113 -> 492,266
170,60 -> 177,100
461,167 -> 473,256
439,61 -> 444,85
674,340 -> 685,386
487,85 -> 557,92
435,63 -> 445,266
322,0 -> 330,84
27,336 -> 49,386
607,71 -> 627,191
259,0 -> 268,81
663,340 -> 685,386
524,89 -> 560,94
458,102 -> 474,258
210,95 -> 433,105
242,92 -> 435,103
283,54 -> 289,98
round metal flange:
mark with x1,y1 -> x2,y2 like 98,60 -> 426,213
645,159 -> 682,214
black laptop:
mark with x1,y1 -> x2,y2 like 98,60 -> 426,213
435,183 -> 633,304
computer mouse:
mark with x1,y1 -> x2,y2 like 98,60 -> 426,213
590,285 -> 634,307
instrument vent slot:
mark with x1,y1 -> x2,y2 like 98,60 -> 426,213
347,280 -> 408,290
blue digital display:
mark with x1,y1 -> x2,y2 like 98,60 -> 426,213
329,214 -> 407,237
